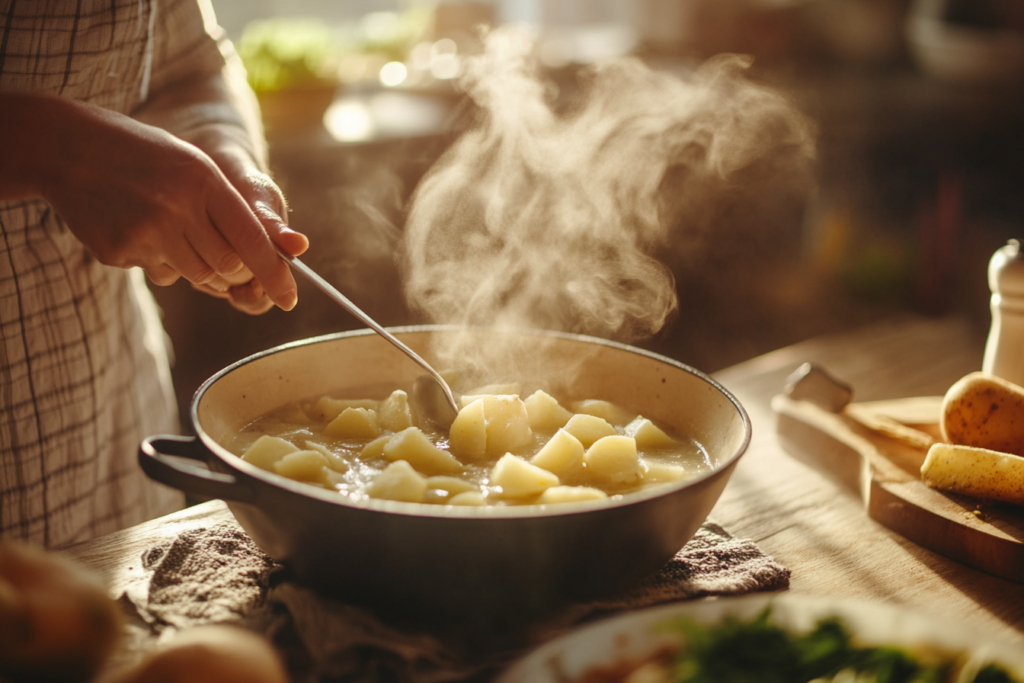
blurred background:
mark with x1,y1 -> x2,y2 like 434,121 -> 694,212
154,0 -> 1024,421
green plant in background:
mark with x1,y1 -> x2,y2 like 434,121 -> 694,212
239,18 -> 339,93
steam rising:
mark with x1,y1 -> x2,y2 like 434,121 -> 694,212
401,26 -> 815,371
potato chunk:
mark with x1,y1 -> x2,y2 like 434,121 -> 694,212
303,441 -> 349,473
537,485 -> 608,504
361,435 -> 391,459
641,460 -> 688,483
315,396 -> 378,422
448,491 -> 487,506
570,399 -> 636,427
921,443 -> 1024,505
458,394 -> 533,455
491,454 -> 559,498
324,407 -> 381,439
242,436 -> 299,471
449,398 -> 487,461
378,389 -> 413,432
524,390 -> 573,432
563,413 -> 616,448
585,435 -> 641,485
530,429 -> 584,477
274,450 -> 331,484
484,395 -> 533,455
383,427 -> 463,474
625,416 -> 676,450
366,460 -> 427,502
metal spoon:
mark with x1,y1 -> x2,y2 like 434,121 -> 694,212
278,249 -> 460,428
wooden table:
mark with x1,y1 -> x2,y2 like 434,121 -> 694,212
65,313 -> 1024,666
712,314 -> 1024,649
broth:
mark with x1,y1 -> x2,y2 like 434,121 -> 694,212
222,385 -> 712,507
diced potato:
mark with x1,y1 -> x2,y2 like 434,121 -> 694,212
537,485 -> 608,504
324,407 -> 381,439
641,460 -> 688,483
484,395 -> 533,455
361,435 -> 391,459
584,435 -> 641,485
383,427 -> 463,474
570,399 -> 636,427
461,394 -> 533,455
315,396 -> 378,422
303,441 -> 350,473
625,416 -> 676,450
425,476 -> 478,496
449,398 -> 487,461
530,429 -> 584,476
378,389 -> 414,432
242,436 -> 299,471
448,491 -> 487,506
921,443 -> 1024,505
274,450 -> 331,484
491,454 -> 559,498
524,390 -> 573,432
366,460 -> 427,503
563,413 -> 616,448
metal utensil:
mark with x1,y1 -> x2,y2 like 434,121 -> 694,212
278,249 -> 460,427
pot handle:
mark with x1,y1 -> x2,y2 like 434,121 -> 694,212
139,435 -> 256,504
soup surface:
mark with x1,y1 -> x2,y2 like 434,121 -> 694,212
222,383 -> 712,507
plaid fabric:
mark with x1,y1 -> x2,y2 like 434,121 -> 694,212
0,0 -> 232,547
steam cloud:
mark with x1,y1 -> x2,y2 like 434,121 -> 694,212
401,26 -> 815,370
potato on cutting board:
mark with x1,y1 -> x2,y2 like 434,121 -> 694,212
941,371 -> 1024,457
921,443 -> 1024,505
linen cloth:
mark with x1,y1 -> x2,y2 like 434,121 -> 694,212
119,519 -> 791,683
0,0 -> 236,546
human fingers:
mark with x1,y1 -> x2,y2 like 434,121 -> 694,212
182,216 -> 245,278
252,200 -> 308,258
227,279 -> 275,315
145,263 -> 182,287
206,185 -> 298,311
191,278 -> 273,315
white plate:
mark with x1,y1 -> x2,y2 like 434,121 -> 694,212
497,593 -> 1024,683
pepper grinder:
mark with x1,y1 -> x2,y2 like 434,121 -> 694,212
982,239 -> 1024,385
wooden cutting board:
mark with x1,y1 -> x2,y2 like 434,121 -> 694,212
773,392 -> 1024,583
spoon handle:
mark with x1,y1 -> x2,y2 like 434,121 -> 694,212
278,249 -> 459,414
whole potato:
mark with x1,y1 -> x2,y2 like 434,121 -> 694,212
114,625 -> 288,683
941,371 -> 1024,457
0,541 -> 122,683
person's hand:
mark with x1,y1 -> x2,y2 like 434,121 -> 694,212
187,133 -> 308,315
29,96 -> 305,311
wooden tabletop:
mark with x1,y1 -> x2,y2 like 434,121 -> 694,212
711,314 -> 1024,649
65,314 -> 1024,658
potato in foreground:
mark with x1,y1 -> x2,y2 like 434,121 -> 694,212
114,625 -> 288,683
0,541 -> 122,683
941,372 -> 1024,457
921,442 -> 1024,505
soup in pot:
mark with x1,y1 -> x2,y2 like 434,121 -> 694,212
222,382 -> 712,507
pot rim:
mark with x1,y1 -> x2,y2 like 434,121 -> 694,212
191,324 -> 751,520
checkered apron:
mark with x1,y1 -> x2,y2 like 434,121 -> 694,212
0,0 -> 232,547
